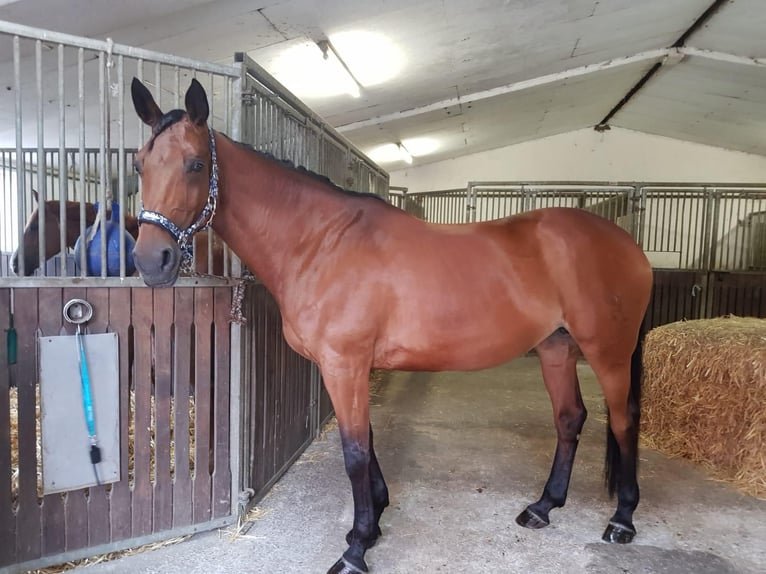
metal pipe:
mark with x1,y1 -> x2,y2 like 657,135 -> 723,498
78,47 -> 86,276
14,35 -> 26,277
0,19 -> 240,77
58,44 -> 67,277
36,39 -> 46,276
98,51 -> 107,278
118,54 -> 126,278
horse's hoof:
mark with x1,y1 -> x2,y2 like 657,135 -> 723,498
345,525 -> 382,548
515,508 -> 549,529
327,557 -> 368,574
602,521 -> 636,544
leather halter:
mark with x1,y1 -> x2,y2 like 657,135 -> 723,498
137,127 -> 219,272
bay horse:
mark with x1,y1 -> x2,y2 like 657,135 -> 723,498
130,78 -> 653,574
10,191 -> 226,276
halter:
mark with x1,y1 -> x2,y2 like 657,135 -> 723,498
137,126 -> 219,272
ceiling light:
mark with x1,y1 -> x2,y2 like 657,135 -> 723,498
265,31 -> 404,100
368,137 -> 441,165
401,137 -> 440,156
317,40 -> 362,98
328,31 -> 404,87
397,142 -> 413,164
270,41 -> 359,99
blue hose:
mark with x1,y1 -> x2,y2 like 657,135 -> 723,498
75,325 -> 102,483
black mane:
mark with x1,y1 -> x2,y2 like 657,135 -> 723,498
226,135 -> 388,204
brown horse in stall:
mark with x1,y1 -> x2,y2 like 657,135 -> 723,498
10,191 -> 226,276
130,78 -> 653,574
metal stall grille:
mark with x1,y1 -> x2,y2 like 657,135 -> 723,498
0,20 -> 248,573
237,53 -> 389,196
0,20 -> 240,281
398,182 -> 766,328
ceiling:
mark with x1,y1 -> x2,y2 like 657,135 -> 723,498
1,0 -> 765,169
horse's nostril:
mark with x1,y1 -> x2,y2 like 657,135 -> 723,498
159,247 -> 174,272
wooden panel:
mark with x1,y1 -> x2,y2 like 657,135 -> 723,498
645,270 -> 705,331
108,287 -> 132,542
131,288 -> 153,537
212,288 -> 231,518
85,287 -> 110,547
709,272 -> 766,319
172,288 -> 193,528
242,284 -> 318,499
0,289 -> 13,568
14,287 -> 41,561
192,288 -> 213,523
37,289 -> 66,556
152,288 -> 174,532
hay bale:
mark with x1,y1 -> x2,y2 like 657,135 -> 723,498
642,316 -> 766,498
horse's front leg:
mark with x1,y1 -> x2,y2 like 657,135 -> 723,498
323,363 -> 378,574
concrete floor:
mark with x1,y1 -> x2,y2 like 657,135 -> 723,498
81,358 -> 766,574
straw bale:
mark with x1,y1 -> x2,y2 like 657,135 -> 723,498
642,316 -> 766,498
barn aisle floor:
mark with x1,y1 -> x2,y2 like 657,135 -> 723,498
80,357 -> 766,574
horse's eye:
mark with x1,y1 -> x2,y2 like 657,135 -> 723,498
189,160 -> 205,173
133,160 -> 142,175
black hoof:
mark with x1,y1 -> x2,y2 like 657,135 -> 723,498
515,508 -> 550,530
602,521 -> 636,544
327,557 -> 368,574
345,525 -> 382,548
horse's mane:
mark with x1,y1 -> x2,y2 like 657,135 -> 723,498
226,136 -> 388,204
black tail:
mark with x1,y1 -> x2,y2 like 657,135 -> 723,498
604,321 -> 645,497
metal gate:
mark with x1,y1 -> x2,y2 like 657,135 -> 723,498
0,19 -> 387,573
397,182 -> 766,328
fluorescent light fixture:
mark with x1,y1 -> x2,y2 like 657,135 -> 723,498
268,31 -> 404,100
317,40 -> 361,98
401,137 -> 440,156
329,31 -> 404,87
368,137 -> 441,165
397,143 -> 413,164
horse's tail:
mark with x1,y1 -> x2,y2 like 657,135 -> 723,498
604,320 -> 645,497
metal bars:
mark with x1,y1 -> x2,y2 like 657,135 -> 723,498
0,23 -> 241,282
237,53 -> 388,197
398,182 -> 766,272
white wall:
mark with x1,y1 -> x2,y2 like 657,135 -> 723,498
389,127 -> 766,192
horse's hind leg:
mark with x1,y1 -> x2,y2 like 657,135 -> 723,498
586,357 -> 640,543
517,328 -> 587,529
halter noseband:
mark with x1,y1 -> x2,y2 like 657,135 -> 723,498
137,126 -> 219,272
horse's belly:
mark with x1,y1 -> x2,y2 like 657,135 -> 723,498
375,306 -> 551,372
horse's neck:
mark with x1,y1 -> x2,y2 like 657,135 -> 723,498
60,202 -> 97,246
211,137 -> 347,295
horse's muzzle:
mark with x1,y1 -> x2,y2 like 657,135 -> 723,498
133,242 -> 181,287
10,252 -> 34,277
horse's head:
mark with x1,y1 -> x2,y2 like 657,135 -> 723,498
11,190 -> 61,276
130,77 -> 216,287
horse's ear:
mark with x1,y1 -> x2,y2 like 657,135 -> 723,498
185,78 -> 209,126
131,77 -> 163,128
